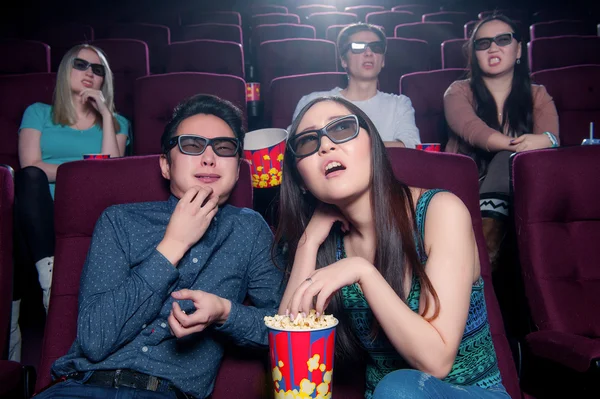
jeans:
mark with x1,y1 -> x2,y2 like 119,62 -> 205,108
479,151 -> 512,220
35,372 -> 181,399
373,370 -> 512,399
13,166 -> 55,300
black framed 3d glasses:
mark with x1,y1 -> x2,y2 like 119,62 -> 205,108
473,32 -> 515,51
288,115 -> 361,158
345,41 -> 386,55
73,57 -> 106,77
167,135 -> 240,157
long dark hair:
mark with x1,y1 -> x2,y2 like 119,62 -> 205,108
272,97 -> 440,362
468,15 -> 533,138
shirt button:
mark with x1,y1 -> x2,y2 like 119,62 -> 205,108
142,324 -> 147,329
142,346 -> 149,353
161,323 -> 167,328
192,258 -> 198,263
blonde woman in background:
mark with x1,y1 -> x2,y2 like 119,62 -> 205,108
9,44 -> 129,361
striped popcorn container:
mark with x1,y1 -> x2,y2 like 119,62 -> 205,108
243,128 -> 287,189
267,322 -> 338,399
415,143 -> 441,152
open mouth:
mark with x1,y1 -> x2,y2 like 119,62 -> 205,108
488,56 -> 501,66
363,62 -> 374,68
82,79 -> 93,87
324,161 -> 346,177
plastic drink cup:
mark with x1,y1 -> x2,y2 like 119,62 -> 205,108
582,122 -> 600,145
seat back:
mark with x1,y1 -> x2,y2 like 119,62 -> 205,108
295,5 -> 337,21
249,4 -> 288,16
391,4 -> 438,15
464,19 -> 479,38
257,39 -> 337,103
394,22 -> 460,70
107,23 -> 170,74
166,40 -> 245,78
0,73 -> 56,171
344,6 -> 384,23
365,11 -> 418,37
251,23 -> 316,59
269,72 -> 347,128
92,39 -> 150,121
441,38 -> 468,69
512,146 -> 600,338
387,148 -> 522,399
178,23 -> 243,43
32,24 -> 94,71
528,35 -> 600,72
400,69 -> 467,145
133,72 -> 247,156
180,11 -> 242,27
251,13 -> 300,28
532,64 -> 600,147
378,38 -> 429,95
0,165 -> 13,356
325,24 -> 351,43
306,12 -> 358,38
0,39 -> 50,74
36,155 -> 254,394
530,20 -> 597,40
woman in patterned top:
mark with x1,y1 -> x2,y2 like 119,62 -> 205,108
273,96 -> 510,398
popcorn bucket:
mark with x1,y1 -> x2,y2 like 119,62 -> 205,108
267,321 -> 338,399
244,128 -> 287,189
83,154 -> 111,159
416,143 -> 441,152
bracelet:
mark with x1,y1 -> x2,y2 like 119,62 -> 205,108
544,132 -> 559,148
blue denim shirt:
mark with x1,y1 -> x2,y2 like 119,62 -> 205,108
52,195 -> 284,398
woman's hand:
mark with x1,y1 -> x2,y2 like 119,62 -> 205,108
510,133 -> 553,152
302,204 -> 349,248
81,88 -> 110,116
286,257 -> 373,319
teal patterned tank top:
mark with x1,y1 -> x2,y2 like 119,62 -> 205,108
339,189 -> 502,399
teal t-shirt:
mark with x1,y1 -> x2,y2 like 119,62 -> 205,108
19,102 -> 130,197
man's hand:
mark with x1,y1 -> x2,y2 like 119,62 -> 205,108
168,289 -> 231,338
157,186 -> 219,266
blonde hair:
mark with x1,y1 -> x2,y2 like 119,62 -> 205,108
52,44 -> 120,131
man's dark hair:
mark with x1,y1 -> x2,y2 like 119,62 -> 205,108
161,94 -> 246,161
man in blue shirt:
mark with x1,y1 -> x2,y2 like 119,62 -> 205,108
36,94 -> 284,398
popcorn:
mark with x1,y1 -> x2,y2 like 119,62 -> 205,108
307,354 -> 320,372
264,310 -> 338,331
299,379 -> 316,395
